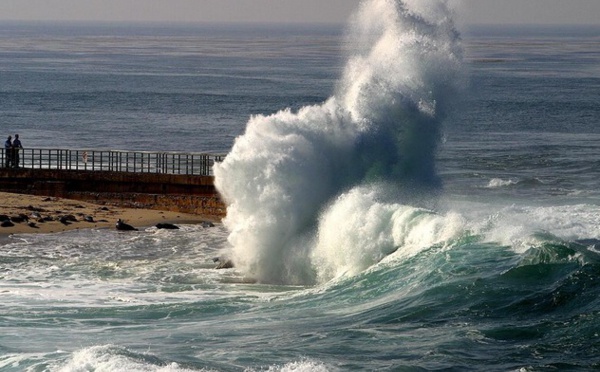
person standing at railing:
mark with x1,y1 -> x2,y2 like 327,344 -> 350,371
12,134 -> 23,168
4,135 -> 12,168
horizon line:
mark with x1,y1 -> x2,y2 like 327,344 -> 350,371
0,19 -> 599,28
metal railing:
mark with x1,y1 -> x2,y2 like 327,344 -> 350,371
1,148 -> 226,176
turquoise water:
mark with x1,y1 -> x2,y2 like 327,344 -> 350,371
2,1 -> 600,370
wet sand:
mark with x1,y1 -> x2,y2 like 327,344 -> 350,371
0,192 -> 218,236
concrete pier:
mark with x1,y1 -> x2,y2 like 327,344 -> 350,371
0,168 -> 226,217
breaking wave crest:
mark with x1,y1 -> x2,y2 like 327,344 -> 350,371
214,0 -> 463,284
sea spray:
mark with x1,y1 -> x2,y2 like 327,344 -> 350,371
214,0 -> 463,284
311,186 -> 467,283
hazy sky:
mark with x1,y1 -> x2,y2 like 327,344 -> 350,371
0,0 -> 598,25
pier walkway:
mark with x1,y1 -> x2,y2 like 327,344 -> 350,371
0,148 -> 227,217
1,148 -> 225,176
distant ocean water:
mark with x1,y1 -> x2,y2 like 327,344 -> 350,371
2,1 -> 600,371
0,21 -> 343,153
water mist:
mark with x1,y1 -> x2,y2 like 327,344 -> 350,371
214,0 -> 463,284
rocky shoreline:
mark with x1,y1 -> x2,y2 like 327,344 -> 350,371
0,191 -> 219,236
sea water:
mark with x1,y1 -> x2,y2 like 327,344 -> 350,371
0,22 -> 342,154
2,0 -> 600,370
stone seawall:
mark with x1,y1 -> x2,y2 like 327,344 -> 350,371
0,168 -> 226,218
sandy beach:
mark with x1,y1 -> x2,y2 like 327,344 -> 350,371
0,191 -> 219,236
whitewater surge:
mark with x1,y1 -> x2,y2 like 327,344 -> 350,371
214,0 -> 463,284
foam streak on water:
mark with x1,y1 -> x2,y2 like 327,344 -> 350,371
214,0 -> 463,284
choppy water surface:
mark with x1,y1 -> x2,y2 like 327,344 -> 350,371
2,2 -> 600,371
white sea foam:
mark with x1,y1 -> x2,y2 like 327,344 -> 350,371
52,346 -> 333,372
0,225 -> 233,307
486,178 -> 517,188
439,198 -> 600,254
479,204 -> 600,253
214,0 -> 463,284
55,345 -> 201,372
262,359 -> 334,372
312,186 -> 466,282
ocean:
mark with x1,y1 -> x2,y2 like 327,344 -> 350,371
2,0 -> 600,370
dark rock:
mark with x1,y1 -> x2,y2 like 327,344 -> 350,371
83,215 -> 94,223
156,223 -> 179,230
26,205 -> 45,212
10,215 -> 28,223
0,214 -> 9,222
28,222 -> 38,229
201,221 -> 215,228
63,214 -> 78,222
116,219 -> 138,231
215,259 -> 234,269
1,220 -> 14,228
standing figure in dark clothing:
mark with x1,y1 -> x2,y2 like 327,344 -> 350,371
4,135 -> 12,168
12,134 -> 23,168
